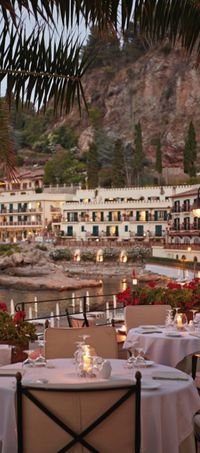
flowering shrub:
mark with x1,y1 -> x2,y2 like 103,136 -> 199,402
0,304 -> 37,347
117,279 -> 200,311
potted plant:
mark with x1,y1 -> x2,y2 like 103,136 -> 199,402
0,303 -> 37,363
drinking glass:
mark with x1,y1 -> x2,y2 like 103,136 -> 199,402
22,350 -> 35,368
124,342 -> 139,369
134,347 -> 146,369
34,339 -> 47,367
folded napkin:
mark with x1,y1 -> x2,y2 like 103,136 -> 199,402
0,368 -> 24,376
152,371 -> 189,381
142,330 -> 162,334
189,332 -> 200,338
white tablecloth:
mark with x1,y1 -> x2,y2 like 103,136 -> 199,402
0,345 -> 11,366
124,328 -> 200,367
0,358 -> 200,453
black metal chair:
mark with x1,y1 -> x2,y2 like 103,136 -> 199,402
16,371 -> 141,453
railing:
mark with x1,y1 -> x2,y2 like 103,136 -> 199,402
14,293 -> 123,324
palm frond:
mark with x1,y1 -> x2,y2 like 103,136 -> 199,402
0,98 -> 16,180
0,25 -> 91,113
133,0 -> 200,60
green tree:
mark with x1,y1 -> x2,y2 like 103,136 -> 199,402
44,150 -> 86,185
155,136 -> 162,176
184,121 -> 197,176
87,142 -> 100,189
1,0 -> 200,176
111,139 -> 126,187
133,121 -> 145,186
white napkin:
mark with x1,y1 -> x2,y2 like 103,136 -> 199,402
152,371 -> 189,381
189,332 -> 200,338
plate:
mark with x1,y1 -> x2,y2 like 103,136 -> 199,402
139,325 -> 156,329
141,380 -> 160,390
145,360 -> 155,367
165,332 -> 182,337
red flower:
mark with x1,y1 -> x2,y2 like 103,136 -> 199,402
167,282 -> 181,289
148,281 -> 157,288
14,310 -> 26,322
0,302 -> 8,312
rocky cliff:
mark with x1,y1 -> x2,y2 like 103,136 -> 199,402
66,43 -> 200,174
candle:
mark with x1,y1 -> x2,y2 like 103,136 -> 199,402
10,299 -> 15,315
106,302 -> 109,319
72,293 -> 75,313
177,314 -> 183,328
86,291 -> 90,311
34,296 -> 38,315
28,307 -> 32,319
113,295 -> 117,310
83,353 -> 91,372
50,311 -> 55,328
56,303 -> 60,326
79,299 -> 83,313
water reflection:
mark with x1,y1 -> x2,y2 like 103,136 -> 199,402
0,276 -> 131,318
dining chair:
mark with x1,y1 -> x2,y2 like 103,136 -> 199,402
16,371 -> 141,453
125,304 -> 171,332
45,325 -> 118,359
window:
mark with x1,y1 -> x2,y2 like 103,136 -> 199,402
125,225 -> 128,232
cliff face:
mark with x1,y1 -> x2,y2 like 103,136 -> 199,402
67,44 -> 200,170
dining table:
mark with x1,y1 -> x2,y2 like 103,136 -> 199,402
0,345 -> 11,366
123,326 -> 200,368
0,358 -> 200,453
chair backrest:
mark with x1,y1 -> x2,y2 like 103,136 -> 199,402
125,304 -> 171,332
16,372 -> 141,453
45,325 -> 118,359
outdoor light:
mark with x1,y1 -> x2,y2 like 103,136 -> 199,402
192,188 -> 200,218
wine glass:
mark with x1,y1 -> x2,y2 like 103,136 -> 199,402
34,339 -> 47,367
22,350 -> 35,368
134,347 -> 146,368
124,342 -> 139,369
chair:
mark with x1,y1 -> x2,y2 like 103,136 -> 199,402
125,304 -> 171,332
45,325 -> 118,360
16,371 -> 141,453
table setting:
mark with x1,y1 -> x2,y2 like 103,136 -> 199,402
0,350 -> 200,453
124,309 -> 200,368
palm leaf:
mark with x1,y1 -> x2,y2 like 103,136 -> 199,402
0,25 -> 90,113
0,99 -> 17,180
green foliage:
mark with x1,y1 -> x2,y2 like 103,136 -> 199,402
133,121 -> 145,185
87,142 -> 100,189
48,125 -> 78,150
0,309 -> 37,347
81,251 -> 96,262
35,244 -> 48,252
50,249 -> 72,261
82,26 -> 121,70
111,139 -> 126,187
184,121 -> 197,176
103,248 -> 119,261
0,244 -> 21,256
44,150 -> 86,185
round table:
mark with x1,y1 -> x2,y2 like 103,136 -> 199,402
0,358 -> 199,453
124,327 -> 200,367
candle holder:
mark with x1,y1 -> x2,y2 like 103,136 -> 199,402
76,344 -> 97,378
174,312 -> 188,330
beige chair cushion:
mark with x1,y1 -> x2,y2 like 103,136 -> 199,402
21,382 -> 138,453
125,304 -> 171,332
45,325 -> 118,359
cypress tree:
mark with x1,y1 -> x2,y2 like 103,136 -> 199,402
183,121 -> 197,176
111,139 -> 126,187
133,121 -> 145,185
87,142 -> 99,188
